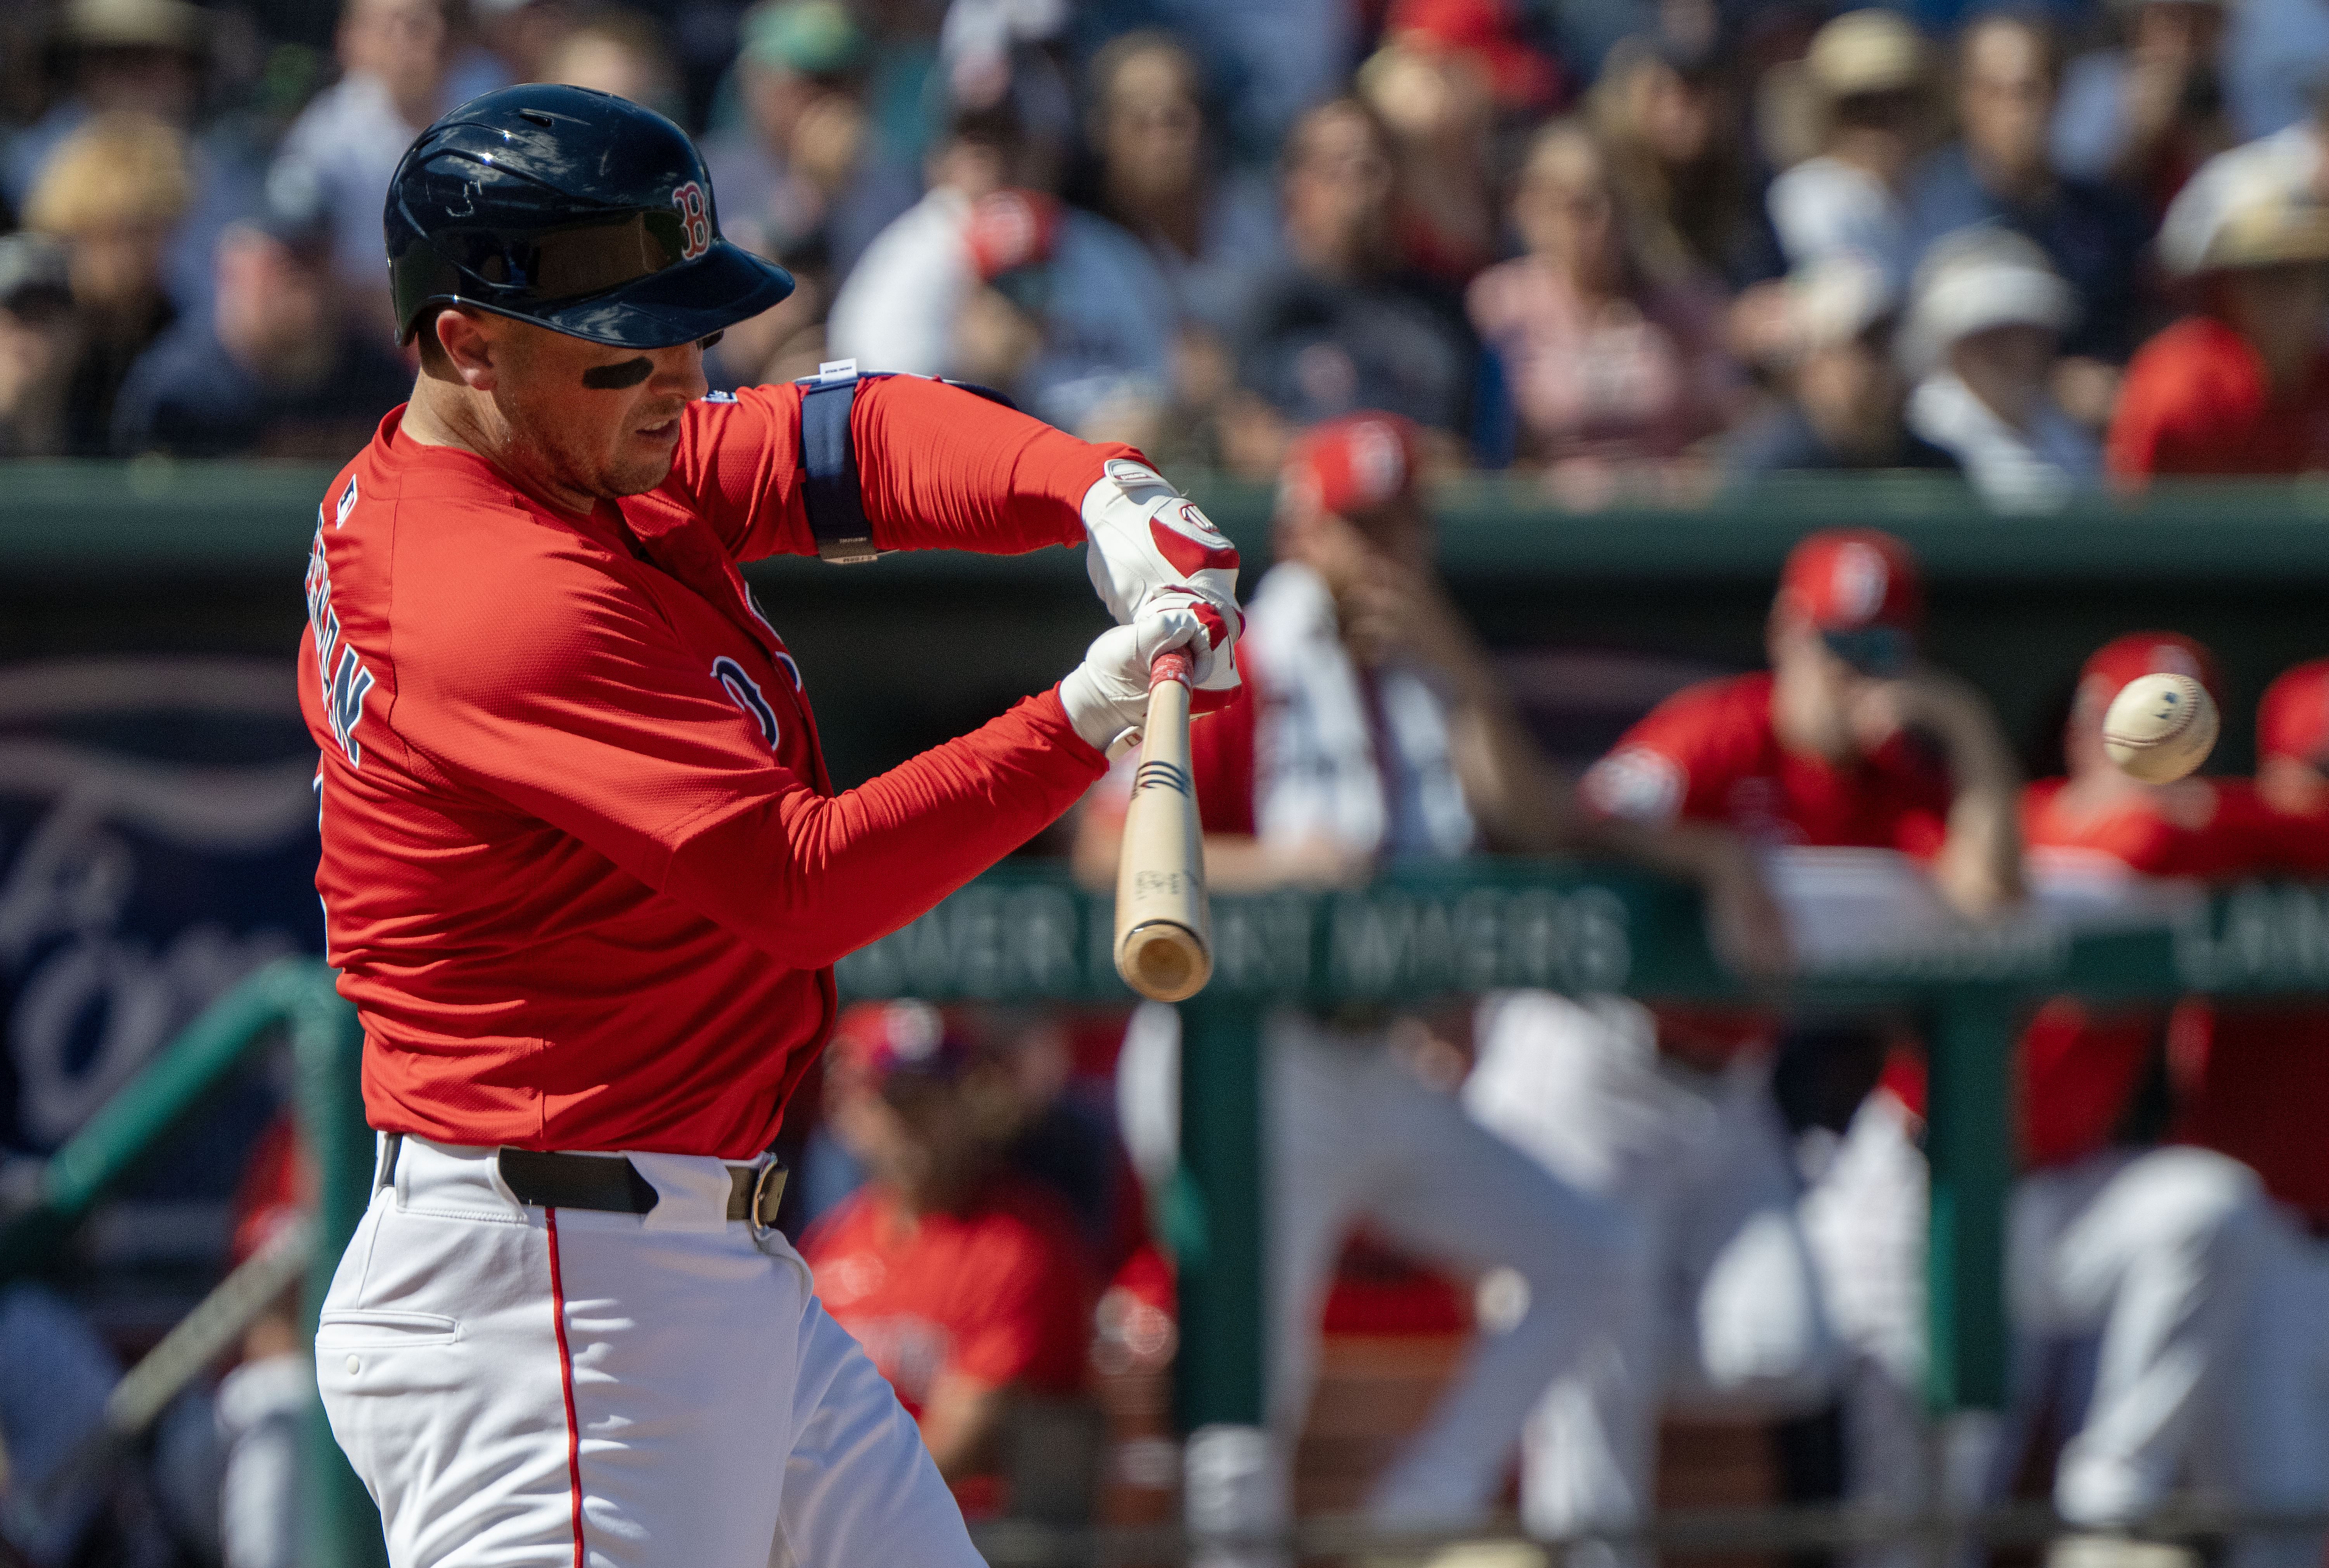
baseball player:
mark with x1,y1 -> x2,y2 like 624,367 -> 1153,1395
799,1003 -> 1096,1520
2169,659 -> 2329,1568
1079,414 -> 1640,1539
1471,528 -> 2023,1550
299,85 -> 1240,1568
1803,634 -> 2329,1568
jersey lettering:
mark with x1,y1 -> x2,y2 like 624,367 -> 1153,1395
712,656 -> 779,749
305,525 -> 377,767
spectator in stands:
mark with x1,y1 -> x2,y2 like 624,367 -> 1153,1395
1591,35 -> 1766,290
1080,414 -> 1639,1544
2227,0 -> 2329,141
2109,147 -> 2329,480
1727,253 -> 1959,475
23,112 -> 190,455
1467,120 -> 1741,502
1229,99 -> 1479,472
537,9 -> 679,119
271,0 -> 465,338
801,1002 -> 1095,1518
3,0 -> 261,324
1900,228 -> 2100,511
1766,9 -> 1937,273
828,103 -> 1023,379
1355,30 -> 1500,286
0,235 -> 84,460
1906,14 -> 2151,414
113,163 -> 410,461
1084,31 -> 1281,338
703,0 -> 906,291
2053,0 -> 2236,214
951,188 -> 1174,443
1517,529 -> 2019,1552
1806,633 -> 2316,1563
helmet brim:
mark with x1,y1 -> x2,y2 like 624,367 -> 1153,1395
457,240 -> 798,350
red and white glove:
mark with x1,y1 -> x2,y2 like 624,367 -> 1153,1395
1082,457 -> 1242,711
1060,594 -> 1238,756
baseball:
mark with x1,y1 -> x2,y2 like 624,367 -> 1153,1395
2102,673 -> 2219,783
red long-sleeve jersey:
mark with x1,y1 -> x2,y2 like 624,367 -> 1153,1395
297,378 -> 1116,1158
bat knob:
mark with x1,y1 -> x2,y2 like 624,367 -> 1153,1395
1117,920 -> 1212,1002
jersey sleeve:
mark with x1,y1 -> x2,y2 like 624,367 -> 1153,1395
1578,681 -> 1756,827
396,557 -> 1106,969
651,377 -> 1143,564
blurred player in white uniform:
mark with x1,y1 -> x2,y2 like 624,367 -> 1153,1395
1082,413 -> 1641,1537
1467,529 -> 2024,1551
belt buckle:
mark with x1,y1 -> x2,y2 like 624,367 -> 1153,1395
747,1160 -> 787,1247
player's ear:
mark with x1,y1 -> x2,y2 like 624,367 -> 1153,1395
430,308 -> 499,391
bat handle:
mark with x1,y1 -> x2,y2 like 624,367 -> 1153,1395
1149,646 -> 1194,691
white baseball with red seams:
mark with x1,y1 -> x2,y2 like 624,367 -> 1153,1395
2102,673 -> 2220,784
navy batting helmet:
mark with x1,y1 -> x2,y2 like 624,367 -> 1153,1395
384,84 -> 794,349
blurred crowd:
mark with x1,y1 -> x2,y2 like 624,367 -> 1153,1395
8,0 -> 2329,503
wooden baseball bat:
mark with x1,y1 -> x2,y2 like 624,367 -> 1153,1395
1113,647 -> 1213,1002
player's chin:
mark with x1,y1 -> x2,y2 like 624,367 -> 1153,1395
607,429 -> 683,494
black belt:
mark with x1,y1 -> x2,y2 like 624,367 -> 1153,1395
376,1134 -> 788,1228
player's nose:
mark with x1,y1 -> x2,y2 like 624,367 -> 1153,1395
653,341 -> 710,403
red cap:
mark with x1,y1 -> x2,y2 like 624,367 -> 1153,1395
2258,658 -> 2329,765
1779,529 -> 1924,633
965,189 -> 1061,283
1384,0 -> 1563,109
829,1000 -> 977,1084
2080,632 -> 2225,710
1281,412 -> 1421,521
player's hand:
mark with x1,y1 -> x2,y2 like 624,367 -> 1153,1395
1059,595 -> 1238,756
1702,843 -> 1793,980
1081,457 -> 1243,635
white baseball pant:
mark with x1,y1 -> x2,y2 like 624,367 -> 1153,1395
1264,1011 -> 1639,1530
316,1136 -> 975,1568
1803,1108 -> 2275,1553
1465,991 -> 1839,1545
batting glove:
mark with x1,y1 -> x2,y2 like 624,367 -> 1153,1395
1082,458 -> 1243,711
1060,595 -> 1239,756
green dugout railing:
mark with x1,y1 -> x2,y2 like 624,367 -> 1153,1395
6,865 -> 2329,1561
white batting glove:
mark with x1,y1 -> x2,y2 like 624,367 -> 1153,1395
1059,595 -> 1238,756
1081,458 -> 1243,710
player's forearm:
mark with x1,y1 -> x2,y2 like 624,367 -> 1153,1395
853,376 -> 1140,556
1934,731 -> 2025,916
918,1375 -> 1009,1480
1448,702 -> 1573,855
665,691 -> 1105,967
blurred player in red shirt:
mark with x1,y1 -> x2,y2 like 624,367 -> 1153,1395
802,1003 -> 1095,1519
1474,528 -> 2019,1543
1812,633 -> 2327,1554
2003,633 -> 2299,1541
2108,149 -> 2329,483
2167,660 -> 2329,1553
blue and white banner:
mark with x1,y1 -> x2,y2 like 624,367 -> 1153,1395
0,658 -> 320,1164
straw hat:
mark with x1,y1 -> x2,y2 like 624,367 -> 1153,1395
2158,135 -> 2329,277
1758,9 -> 1932,170
61,0 -> 210,54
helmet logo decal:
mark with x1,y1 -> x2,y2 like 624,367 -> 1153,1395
673,181 -> 711,261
